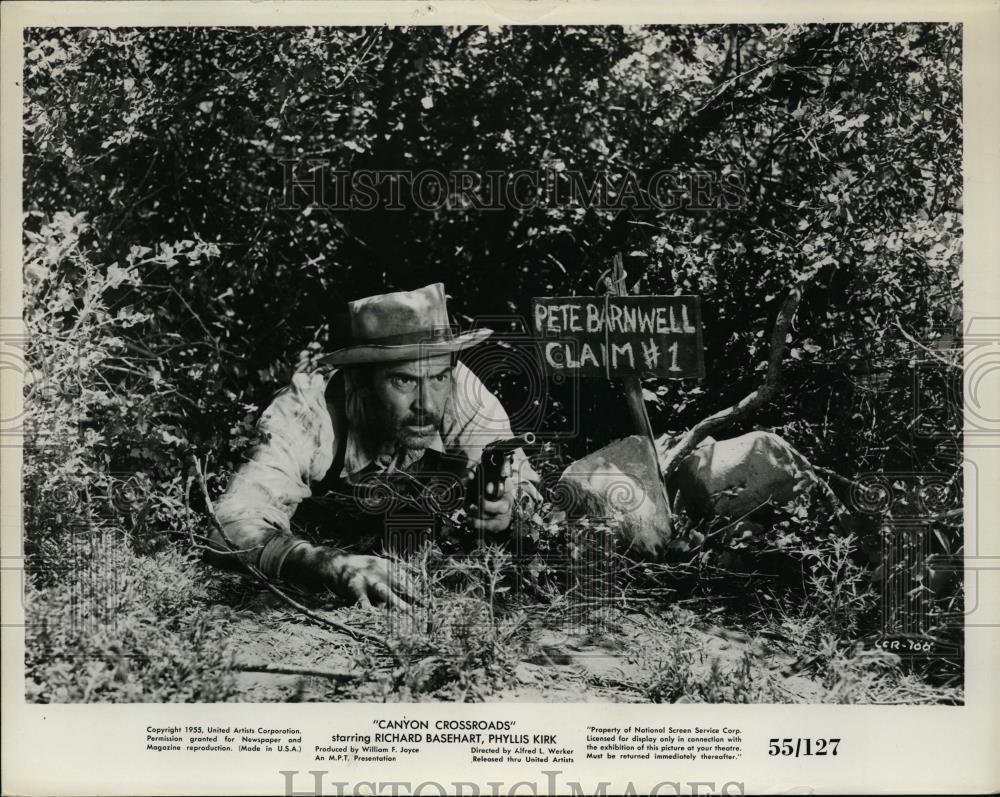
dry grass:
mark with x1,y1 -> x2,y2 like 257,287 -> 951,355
24,519 -> 963,705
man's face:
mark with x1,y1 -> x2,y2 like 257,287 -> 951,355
371,354 -> 454,450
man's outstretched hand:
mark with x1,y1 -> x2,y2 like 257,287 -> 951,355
326,553 -> 417,610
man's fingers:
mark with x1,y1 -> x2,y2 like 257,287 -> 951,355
469,512 -> 511,532
346,574 -> 372,608
469,515 -> 490,532
496,474 -> 512,499
370,580 -> 410,611
469,491 -> 512,532
479,495 -> 512,515
334,556 -> 417,610
387,565 -> 421,604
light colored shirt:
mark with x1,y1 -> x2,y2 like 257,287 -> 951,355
214,361 -> 541,576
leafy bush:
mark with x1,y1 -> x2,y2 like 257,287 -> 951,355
21,24 -> 962,702
365,545 -> 525,701
25,540 -> 237,702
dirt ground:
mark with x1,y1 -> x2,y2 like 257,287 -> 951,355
224,587 -> 829,703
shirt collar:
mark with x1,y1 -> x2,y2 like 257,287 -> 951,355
342,424 -> 445,481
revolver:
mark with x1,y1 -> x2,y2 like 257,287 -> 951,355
467,432 -> 536,507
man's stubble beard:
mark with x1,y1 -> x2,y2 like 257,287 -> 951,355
378,405 -> 444,454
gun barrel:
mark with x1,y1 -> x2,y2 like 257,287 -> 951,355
486,432 -> 536,455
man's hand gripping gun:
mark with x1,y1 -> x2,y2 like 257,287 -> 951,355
467,432 -> 536,507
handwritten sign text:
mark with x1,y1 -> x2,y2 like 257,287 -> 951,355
532,295 -> 704,378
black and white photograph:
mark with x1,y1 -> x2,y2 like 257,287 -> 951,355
12,17 -> 972,713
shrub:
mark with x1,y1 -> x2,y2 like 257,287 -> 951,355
25,538 -> 237,702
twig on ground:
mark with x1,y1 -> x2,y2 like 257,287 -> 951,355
188,453 -> 385,647
234,661 -> 362,683
701,498 -> 774,541
167,529 -> 264,555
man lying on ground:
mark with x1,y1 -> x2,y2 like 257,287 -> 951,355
210,283 -> 541,608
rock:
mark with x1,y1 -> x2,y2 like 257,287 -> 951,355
558,435 -> 672,553
662,431 -> 817,520
555,430 -> 839,554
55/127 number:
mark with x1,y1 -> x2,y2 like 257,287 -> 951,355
768,738 -> 840,757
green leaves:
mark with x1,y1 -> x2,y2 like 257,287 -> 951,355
21,22 -> 962,511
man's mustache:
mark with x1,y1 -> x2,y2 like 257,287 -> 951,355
400,414 -> 441,429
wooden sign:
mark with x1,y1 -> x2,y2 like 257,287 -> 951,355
532,295 -> 704,378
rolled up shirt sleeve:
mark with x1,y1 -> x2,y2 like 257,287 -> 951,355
212,370 -> 335,576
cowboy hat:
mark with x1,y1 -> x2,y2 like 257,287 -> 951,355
319,282 -> 493,366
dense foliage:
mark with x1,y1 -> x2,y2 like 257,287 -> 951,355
22,24 -> 962,701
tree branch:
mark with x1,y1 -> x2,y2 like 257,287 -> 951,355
595,26 -> 840,260
446,26 -> 483,60
659,272 -> 811,484
893,317 -> 960,369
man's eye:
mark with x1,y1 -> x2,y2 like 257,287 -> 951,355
391,376 -> 416,389
432,373 -> 451,383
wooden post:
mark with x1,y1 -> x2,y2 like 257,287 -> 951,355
605,255 -> 673,531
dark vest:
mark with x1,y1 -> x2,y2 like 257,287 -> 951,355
289,371 -> 472,555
